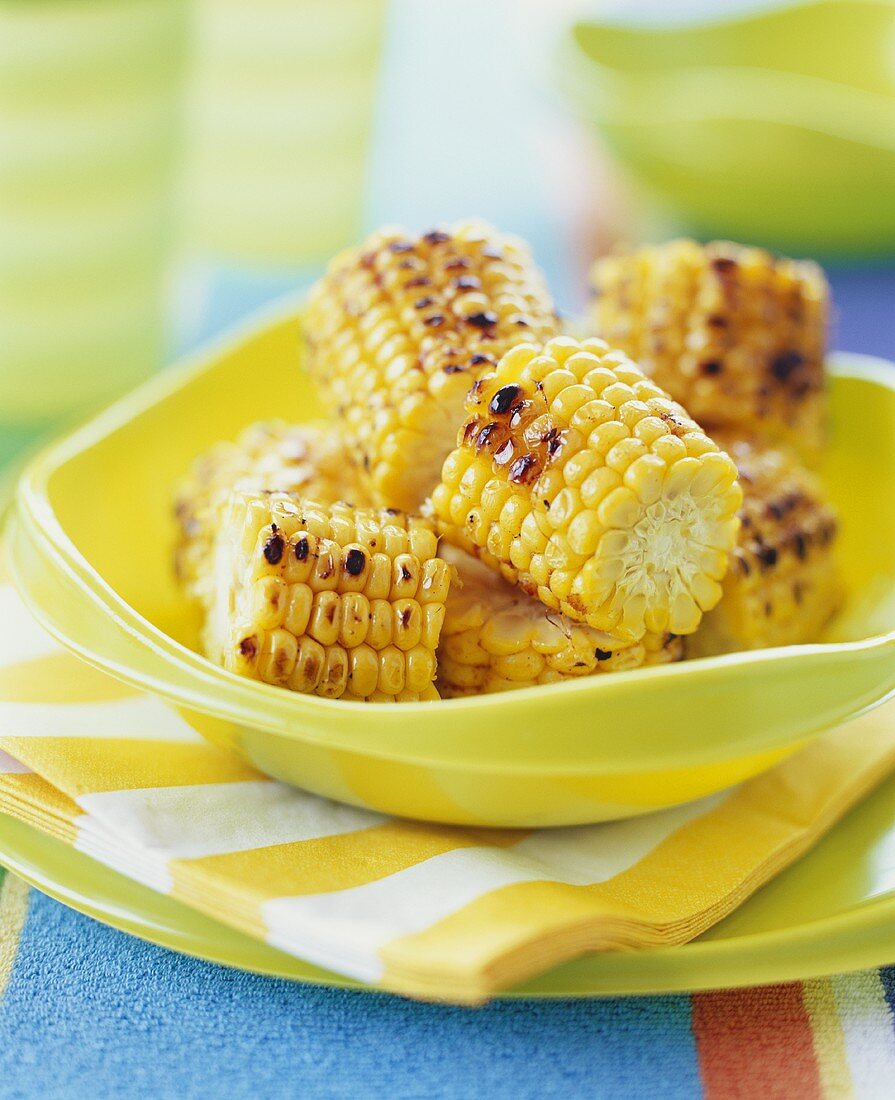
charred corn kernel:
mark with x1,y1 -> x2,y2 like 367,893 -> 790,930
437,547 -> 682,696
305,220 -> 559,511
348,645 -> 379,697
205,492 -> 451,701
431,337 -> 741,643
174,420 -> 363,607
589,239 -> 830,456
689,435 -> 842,656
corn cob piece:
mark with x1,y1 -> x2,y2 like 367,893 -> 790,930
438,546 -> 683,696
203,492 -> 450,701
305,220 -> 560,512
174,420 -> 362,608
689,436 -> 841,656
431,336 -> 742,643
589,239 -> 829,454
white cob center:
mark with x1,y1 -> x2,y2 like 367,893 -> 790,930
603,490 -> 727,637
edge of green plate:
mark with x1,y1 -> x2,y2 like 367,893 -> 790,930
4,810 -> 895,1000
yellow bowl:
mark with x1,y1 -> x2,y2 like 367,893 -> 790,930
8,298 -> 895,827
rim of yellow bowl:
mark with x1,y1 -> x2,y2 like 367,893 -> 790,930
10,295 -> 895,775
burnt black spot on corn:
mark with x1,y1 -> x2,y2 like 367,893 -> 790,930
489,385 -> 521,415
263,532 -> 285,564
305,220 -> 559,512
466,310 -> 499,329
475,423 -> 503,452
755,543 -> 778,569
508,453 -> 540,485
770,351 -> 804,382
345,548 -> 366,576
589,239 -> 830,458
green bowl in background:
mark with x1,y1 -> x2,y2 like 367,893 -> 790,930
555,0 -> 895,255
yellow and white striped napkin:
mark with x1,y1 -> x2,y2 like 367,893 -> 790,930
2,574 -> 895,1003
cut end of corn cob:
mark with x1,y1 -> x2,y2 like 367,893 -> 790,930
689,435 -> 842,656
431,336 -> 742,642
438,546 -> 682,696
174,420 -> 363,607
305,220 -> 560,512
204,492 -> 450,701
589,239 -> 829,455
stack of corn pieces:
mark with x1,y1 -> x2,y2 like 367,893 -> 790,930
174,223 -> 842,702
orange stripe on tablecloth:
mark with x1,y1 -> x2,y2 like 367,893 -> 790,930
693,984 -> 823,1100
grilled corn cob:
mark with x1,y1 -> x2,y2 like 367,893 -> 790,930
431,336 -> 742,642
689,436 -> 841,656
305,220 -> 560,512
438,546 -> 683,696
589,239 -> 829,454
174,420 -> 362,607
204,491 -> 450,700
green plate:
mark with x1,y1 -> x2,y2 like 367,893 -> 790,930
4,769 -> 895,998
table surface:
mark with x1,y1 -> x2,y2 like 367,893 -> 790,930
4,3 -> 895,1097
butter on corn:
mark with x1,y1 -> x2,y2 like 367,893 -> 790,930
438,546 -> 683,696
589,239 -> 829,455
174,420 -> 362,608
305,220 -> 560,512
204,492 -> 451,701
689,435 -> 841,656
431,336 -> 742,642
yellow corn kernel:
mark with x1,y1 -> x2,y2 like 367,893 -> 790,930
689,435 -> 842,656
283,583 -> 313,637
437,547 -> 682,697
204,492 -> 452,701
589,239 -> 829,457
305,221 -> 560,511
431,337 -> 741,643
348,644 -> 380,698
378,646 -> 406,695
